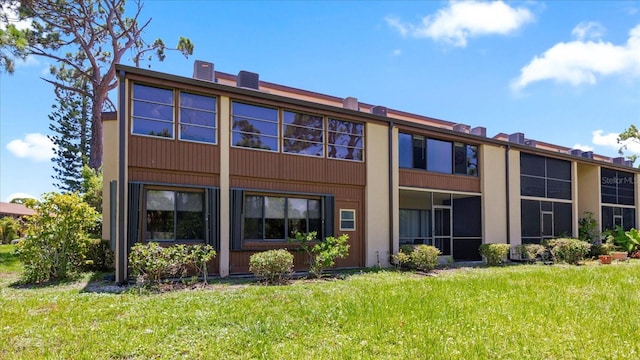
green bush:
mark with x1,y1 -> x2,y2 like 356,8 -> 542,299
515,244 -> 546,263
13,193 -> 99,283
410,245 -> 441,271
0,217 -> 21,244
479,243 -> 511,266
249,249 -> 294,285
546,238 -> 591,265
129,243 -> 216,285
129,242 -> 170,283
289,232 -> 350,278
83,238 -> 114,271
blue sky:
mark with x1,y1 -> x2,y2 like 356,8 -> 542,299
1,1 -> 639,202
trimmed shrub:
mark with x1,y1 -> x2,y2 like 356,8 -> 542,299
392,245 -> 441,271
129,243 -> 216,285
129,242 -> 170,283
411,245 -> 441,271
479,243 -> 511,266
249,249 -> 294,285
516,244 -> 546,263
546,238 -> 591,265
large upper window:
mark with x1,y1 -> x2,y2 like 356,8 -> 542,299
179,92 -> 216,144
328,119 -> 364,161
282,111 -> 324,157
145,190 -> 204,241
601,168 -> 635,205
244,195 -> 321,240
399,133 -> 478,176
231,102 -> 279,151
132,84 -> 174,138
520,153 -> 571,200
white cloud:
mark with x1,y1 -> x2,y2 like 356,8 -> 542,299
571,21 -> 605,41
385,16 -> 409,36
392,49 -> 402,56
0,2 -> 33,31
572,143 -> 594,152
6,192 -> 37,203
511,24 -> 640,91
6,133 -> 56,162
385,1 -> 534,47
592,129 -> 640,154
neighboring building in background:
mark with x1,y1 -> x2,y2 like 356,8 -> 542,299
103,61 -> 640,283
0,202 -> 35,219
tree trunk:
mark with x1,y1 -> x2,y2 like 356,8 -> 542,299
88,93 -> 104,170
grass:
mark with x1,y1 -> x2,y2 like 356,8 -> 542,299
1,247 -> 640,359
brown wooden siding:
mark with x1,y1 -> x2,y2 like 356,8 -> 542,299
129,168 -> 219,187
230,148 -> 365,186
399,169 -> 480,193
129,136 -> 220,174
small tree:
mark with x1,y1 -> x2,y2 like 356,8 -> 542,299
14,193 -> 99,283
289,231 -> 350,278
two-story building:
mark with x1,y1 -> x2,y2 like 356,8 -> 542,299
104,61 -> 640,283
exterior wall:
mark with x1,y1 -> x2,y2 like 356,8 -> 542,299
365,122 -> 390,267
399,170 -> 480,193
480,144 -> 508,244
101,117 -> 118,241
508,148 -> 522,246
577,163 -> 601,233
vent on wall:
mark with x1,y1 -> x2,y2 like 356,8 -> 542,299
237,70 -> 259,90
193,60 -> 214,82
343,97 -> 359,110
371,106 -> 387,117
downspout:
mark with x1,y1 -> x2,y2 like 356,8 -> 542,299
505,144 -> 511,244
388,121 -> 395,260
116,69 -> 127,284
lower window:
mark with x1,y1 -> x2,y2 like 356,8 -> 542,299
145,189 -> 204,241
244,195 -> 321,241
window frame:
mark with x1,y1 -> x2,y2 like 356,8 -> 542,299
230,101 -> 280,152
398,132 -> 479,177
178,91 -> 218,145
327,118 -> 365,162
131,83 -> 176,140
282,109 -> 325,158
144,187 -> 206,243
242,193 -> 323,242
339,209 -> 356,231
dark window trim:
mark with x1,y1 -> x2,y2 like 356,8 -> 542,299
398,132 -> 479,177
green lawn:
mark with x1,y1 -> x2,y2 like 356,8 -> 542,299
1,245 -> 640,359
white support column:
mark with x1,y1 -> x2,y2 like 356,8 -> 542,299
219,96 -> 230,277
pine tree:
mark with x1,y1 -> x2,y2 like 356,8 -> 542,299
48,81 -> 91,193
